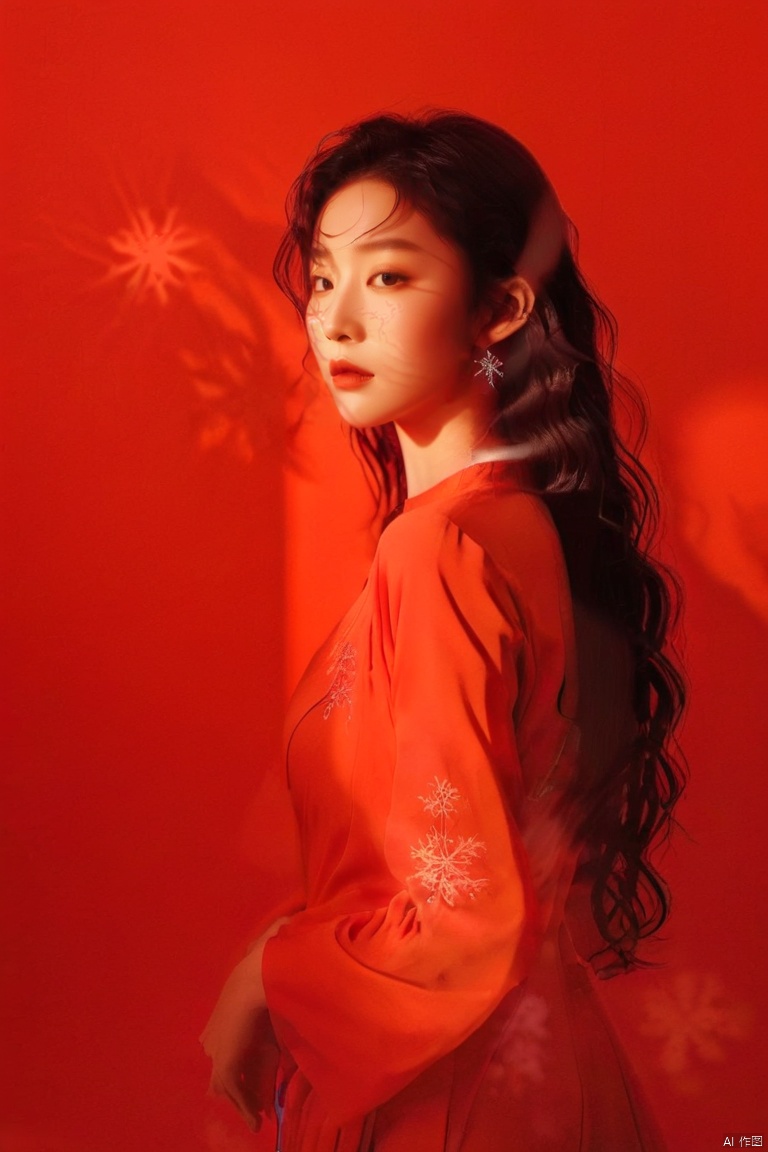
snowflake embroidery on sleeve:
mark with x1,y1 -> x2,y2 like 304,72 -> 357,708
323,641 -> 356,720
410,776 -> 488,906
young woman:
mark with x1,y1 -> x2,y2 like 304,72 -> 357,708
201,111 -> 686,1151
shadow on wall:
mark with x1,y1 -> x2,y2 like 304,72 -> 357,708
3,147 -> 304,1152
670,385 -> 768,623
42,153 -> 301,463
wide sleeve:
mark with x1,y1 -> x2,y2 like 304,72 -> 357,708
262,511 -> 541,1123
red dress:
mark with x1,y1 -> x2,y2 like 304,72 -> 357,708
262,461 -> 666,1151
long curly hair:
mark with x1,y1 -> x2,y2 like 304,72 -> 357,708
273,110 -> 687,974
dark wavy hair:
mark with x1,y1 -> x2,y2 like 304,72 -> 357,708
273,110 -> 687,974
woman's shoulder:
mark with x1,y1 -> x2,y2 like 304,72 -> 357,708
377,483 -> 564,589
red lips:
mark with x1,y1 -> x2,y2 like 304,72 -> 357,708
330,359 -> 372,377
329,359 -> 374,390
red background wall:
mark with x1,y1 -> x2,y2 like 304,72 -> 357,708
2,2 -> 767,1149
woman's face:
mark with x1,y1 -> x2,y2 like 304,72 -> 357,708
306,179 -> 482,435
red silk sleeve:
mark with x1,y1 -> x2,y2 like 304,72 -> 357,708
262,510 -> 541,1123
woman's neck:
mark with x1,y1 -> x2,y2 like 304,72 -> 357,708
395,398 -> 508,498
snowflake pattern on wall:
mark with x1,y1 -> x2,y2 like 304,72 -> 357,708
639,970 -> 751,1089
323,641 -> 356,720
104,205 -> 199,305
410,776 -> 488,906
46,164 -> 290,464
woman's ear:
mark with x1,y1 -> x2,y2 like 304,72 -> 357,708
475,276 -> 535,346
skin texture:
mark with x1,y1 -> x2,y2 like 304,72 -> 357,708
306,179 -> 532,496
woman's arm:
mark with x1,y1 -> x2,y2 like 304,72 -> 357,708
263,510 -> 559,1123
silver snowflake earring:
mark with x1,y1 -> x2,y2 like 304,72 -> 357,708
474,349 -> 504,389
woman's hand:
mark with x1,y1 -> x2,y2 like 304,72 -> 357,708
200,919 -> 289,1131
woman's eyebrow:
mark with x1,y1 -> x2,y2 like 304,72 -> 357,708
311,236 -> 427,260
353,237 -> 427,254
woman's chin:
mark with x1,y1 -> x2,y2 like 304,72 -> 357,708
332,404 -> 391,432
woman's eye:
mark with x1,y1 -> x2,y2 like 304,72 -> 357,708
372,271 -> 405,287
311,275 -> 332,293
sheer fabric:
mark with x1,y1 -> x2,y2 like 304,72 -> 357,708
262,461 -> 665,1150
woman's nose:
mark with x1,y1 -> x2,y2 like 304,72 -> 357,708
318,284 -> 365,343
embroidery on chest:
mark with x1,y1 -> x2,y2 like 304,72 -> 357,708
323,640 -> 356,721
409,776 -> 488,906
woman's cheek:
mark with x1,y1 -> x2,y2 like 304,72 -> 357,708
305,310 -> 321,342
305,314 -> 329,367
367,299 -> 405,348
